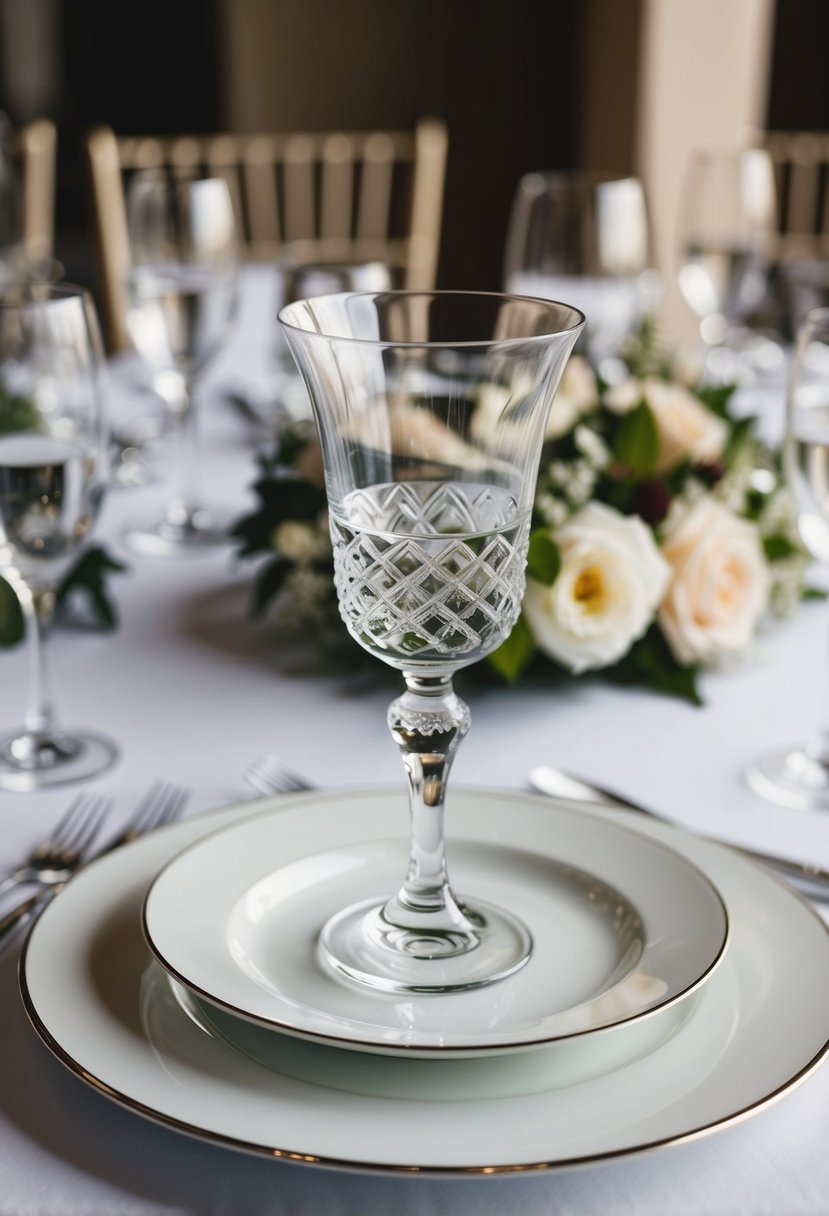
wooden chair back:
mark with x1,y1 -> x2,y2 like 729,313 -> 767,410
86,120 -> 448,352
766,131 -> 829,259
7,118 -> 57,264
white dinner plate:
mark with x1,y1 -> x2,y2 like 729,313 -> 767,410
20,789 -> 829,1175
142,788 -> 728,1056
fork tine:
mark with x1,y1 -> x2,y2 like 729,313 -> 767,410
246,754 -> 312,795
37,793 -> 94,854
63,795 -> 113,856
126,780 -> 190,835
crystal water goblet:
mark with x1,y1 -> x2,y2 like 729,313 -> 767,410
280,290 -> 583,993
123,172 -> 239,556
747,306 -> 829,808
0,283 -> 117,789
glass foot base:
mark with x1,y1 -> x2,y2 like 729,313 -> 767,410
319,895 -> 533,994
0,728 -> 119,791
123,505 -> 233,558
746,745 -> 829,810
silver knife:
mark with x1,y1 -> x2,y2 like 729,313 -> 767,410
529,765 -> 829,901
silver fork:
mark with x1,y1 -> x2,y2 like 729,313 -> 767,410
100,779 -> 191,850
244,754 -> 312,797
0,792 -> 113,899
0,779 -> 190,952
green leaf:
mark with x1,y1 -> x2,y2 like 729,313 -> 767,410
695,382 -> 738,419
0,577 -> 24,647
486,614 -> 536,683
606,625 -> 703,706
55,545 -> 128,631
250,557 -> 292,618
763,534 -> 800,561
802,586 -> 829,601
231,475 -> 327,558
613,401 -> 659,476
526,530 -> 561,585
723,416 -> 754,464
0,387 -> 41,435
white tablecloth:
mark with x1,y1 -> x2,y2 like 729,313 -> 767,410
2,271 -> 829,1215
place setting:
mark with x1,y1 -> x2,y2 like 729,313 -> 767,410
17,289 -> 829,1176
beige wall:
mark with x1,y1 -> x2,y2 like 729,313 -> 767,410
634,0 -> 776,347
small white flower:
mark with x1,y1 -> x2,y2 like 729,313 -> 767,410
523,502 -> 670,673
658,495 -> 770,665
535,492 -> 570,528
273,520 -> 324,564
574,424 -> 610,469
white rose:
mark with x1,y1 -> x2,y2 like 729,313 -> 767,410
523,501 -> 670,673
605,376 -> 728,474
658,496 -> 770,665
544,355 -> 598,439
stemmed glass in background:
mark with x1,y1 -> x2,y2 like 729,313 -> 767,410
677,145 -> 781,384
503,170 -> 657,376
267,249 -> 393,425
747,307 -> 829,809
123,172 -> 239,556
280,290 -> 583,993
0,284 -> 117,789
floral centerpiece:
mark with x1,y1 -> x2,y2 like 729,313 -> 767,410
232,322 -> 813,704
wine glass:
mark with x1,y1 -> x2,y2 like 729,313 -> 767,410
503,171 -> 657,376
122,172 -> 239,556
268,249 -> 394,425
677,146 -> 781,383
280,290 -> 584,993
747,307 -> 829,808
0,283 -> 117,789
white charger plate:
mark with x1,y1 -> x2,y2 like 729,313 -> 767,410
20,789 -> 829,1175
142,788 -> 728,1056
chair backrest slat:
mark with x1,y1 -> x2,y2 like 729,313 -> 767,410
356,133 -> 395,242
320,133 -> 354,241
11,118 -> 57,263
243,136 -> 280,246
282,135 -> 316,242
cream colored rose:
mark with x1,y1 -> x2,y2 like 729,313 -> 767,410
658,496 -> 769,665
523,502 -> 670,673
605,376 -> 728,474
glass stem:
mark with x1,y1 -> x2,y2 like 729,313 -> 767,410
168,379 -> 201,523
21,584 -> 59,738
383,673 -> 479,940
806,605 -> 829,769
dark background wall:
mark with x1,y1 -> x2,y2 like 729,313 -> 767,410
0,0 -> 826,324
0,0 -> 581,306
766,0 -> 829,129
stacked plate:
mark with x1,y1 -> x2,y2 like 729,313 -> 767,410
20,786 -> 829,1175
